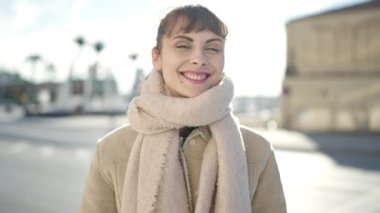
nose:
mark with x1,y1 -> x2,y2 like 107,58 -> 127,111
190,49 -> 208,66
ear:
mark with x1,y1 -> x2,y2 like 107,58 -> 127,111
151,47 -> 162,71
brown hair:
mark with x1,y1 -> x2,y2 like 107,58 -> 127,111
155,5 -> 228,51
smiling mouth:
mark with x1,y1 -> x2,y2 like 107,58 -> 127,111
181,72 -> 210,82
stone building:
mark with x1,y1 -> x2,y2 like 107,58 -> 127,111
281,0 -> 380,132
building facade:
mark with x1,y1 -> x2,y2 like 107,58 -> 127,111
281,0 -> 380,132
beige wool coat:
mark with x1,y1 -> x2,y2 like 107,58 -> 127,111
79,124 -> 287,213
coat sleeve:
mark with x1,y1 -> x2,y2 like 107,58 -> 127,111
79,143 -> 118,213
251,149 -> 287,213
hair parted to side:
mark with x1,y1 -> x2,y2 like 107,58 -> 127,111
155,5 -> 228,51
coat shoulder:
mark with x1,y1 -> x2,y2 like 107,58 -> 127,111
96,124 -> 137,168
240,125 -> 273,164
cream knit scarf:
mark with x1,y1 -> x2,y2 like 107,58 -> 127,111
122,70 -> 251,213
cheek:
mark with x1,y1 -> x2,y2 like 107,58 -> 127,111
210,57 -> 225,85
153,62 -> 162,71
162,65 -> 180,86
214,56 -> 225,74
220,55 -> 225,69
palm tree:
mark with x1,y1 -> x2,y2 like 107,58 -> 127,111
75,36 -> 86,48
70,36 -> 87,79
45,62 -> 56,82
25,54 -> 42,106
91,41 -> 105,79
87,41 -> 106,100
93,41 -> 105,54
128,53 -> 143,101
26,54 -> 41,83
129,53 -> 138,61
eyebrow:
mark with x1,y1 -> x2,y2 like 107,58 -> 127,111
173,35 -> 224,44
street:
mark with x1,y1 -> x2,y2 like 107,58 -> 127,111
1,115 -> 380,213
277,151 -> 380,213
0,137 -> 90,213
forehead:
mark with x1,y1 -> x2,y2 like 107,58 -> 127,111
165,15 -> 223,39
166,31 -> 225,44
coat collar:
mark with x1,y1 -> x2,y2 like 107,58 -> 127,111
187,126 -> 212,142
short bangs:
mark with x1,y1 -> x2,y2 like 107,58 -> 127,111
156,5 -> 228,50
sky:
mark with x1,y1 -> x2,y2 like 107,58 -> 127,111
0,0 -> 369,97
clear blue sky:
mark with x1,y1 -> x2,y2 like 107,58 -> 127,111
0,0 -> 368,97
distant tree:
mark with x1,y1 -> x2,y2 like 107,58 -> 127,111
0,69 -> 29,105
93,41 -> 105,54
128,53 -> 144,101
45,62 -> 56,82
90,41 -> 105,77
70,36 -> 87,79
25,54 -> 43,105
74,36 -> 86,47
26,54 -> 42,83
129,53 -> 138,61
90,41 -> 106,97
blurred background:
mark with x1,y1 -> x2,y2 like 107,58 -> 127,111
1,0 -> 380,212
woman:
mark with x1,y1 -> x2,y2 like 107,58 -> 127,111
79,5 -> 286,213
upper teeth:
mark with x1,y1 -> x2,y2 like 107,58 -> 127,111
183,72 -> 207,80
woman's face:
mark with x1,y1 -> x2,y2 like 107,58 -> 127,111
152,30 -> 225,97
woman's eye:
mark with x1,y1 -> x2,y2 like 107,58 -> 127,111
205,47 -> 221,53
176,45 -> 190,49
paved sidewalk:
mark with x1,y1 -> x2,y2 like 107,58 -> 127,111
0,114 -> 379,155
0,115 -> 127,147
254,128 -> 380,155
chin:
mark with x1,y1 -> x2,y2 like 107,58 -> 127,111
183,89 -> 207,98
